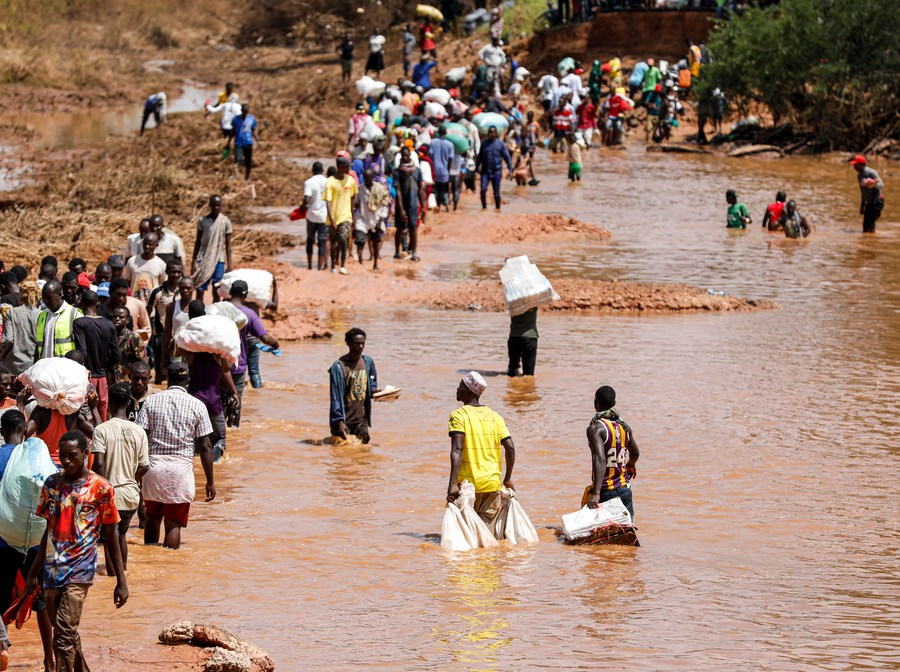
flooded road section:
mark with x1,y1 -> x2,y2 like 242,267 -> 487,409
14,148 -> 900,671
3,82 -> 216,151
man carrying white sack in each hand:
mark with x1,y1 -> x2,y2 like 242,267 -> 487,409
447,372 -> 516,534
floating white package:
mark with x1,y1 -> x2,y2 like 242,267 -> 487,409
174,315 -> 241,367
560,498 -> 633,542
499,255 -> 560,316
217,268 -> 274,306
18,358 -> 89,415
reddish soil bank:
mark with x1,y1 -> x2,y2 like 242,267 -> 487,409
424,277 -> 775,313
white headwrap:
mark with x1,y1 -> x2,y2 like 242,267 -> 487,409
462,371 -> 487,396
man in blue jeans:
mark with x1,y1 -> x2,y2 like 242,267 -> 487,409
475,126 -> 512,212
584,385 -> 640,519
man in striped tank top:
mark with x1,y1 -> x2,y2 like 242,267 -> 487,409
585,386 -> 640,519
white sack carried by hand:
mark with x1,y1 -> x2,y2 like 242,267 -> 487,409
456,481 -> 499,548
441,502 -> 476,551
18,358 -> 89,415
498,488 -> 539,544
174,315 -> 241,367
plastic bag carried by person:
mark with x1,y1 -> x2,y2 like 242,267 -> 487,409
205,301 -> 248,329
217,268 -> 274,306
419,160 -> 434,186
456,481 -> 499,548
499,255 -> 560,316
495,489 -> 539,544
560,498 -> 633,543
0,438 -> 56,552
174,315 -> 241,367
472,112 -> 509,137
17,359 -> 89,415
440,502 -> 476,551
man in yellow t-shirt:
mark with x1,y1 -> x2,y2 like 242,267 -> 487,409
447,371 -> 516,529
324,154 -> 358,275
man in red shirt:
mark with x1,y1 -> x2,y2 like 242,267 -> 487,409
576,93 -> 597,148
762,191 -> 787,231
551,96 -> 574,153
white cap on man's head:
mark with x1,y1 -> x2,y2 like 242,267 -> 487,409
462,371 -> 487,396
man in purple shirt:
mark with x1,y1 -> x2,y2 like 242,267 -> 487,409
183,300 -> 240,460
429,125 -> 455,213
228,281 -> 279,427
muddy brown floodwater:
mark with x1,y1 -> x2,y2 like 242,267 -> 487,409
11,146 -> 900,671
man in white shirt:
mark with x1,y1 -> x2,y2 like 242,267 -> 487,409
122,232 -> 167,302
205,93 -> 242,149
537,70 -> 559,116
123,218 -> 151,261
365,28 -> 386,78
302,162 -> 329,271
478,37 -> 507,97
149,214 -> 186,266
561,69 -> 582,107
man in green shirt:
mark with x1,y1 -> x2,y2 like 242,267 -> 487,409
507,307 -> 538,376
725,189 -> 752,229
641,58 -> 661,97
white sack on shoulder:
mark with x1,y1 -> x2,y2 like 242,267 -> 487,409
205,301 -> 248,329
174,315 -> 241,366
18,358 -> 89,415
217,268 -> 274,305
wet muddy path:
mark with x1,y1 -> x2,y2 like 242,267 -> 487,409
13,146 -> 900,670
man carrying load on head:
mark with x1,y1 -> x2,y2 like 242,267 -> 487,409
447,372 -> 516,531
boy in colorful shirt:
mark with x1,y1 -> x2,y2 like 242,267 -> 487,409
26,430 -> 128,671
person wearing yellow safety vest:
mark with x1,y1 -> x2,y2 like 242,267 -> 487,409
35,280 -> 83,360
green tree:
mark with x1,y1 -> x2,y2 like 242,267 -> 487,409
698,0 -> 900,149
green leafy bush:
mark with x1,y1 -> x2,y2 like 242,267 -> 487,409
697,0 -> 900,149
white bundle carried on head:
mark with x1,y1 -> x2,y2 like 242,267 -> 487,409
499,255 -> 560,316
18,358 -> 89,415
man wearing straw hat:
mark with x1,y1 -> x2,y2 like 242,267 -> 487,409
447,371 -> 516,529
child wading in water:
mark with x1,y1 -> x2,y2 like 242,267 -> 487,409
567,133 -> 582,182
25,430 -> 128,671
